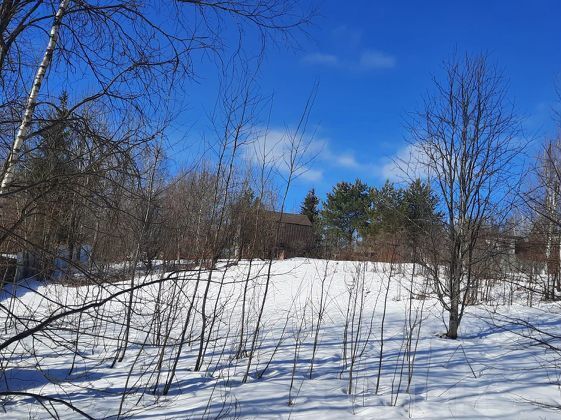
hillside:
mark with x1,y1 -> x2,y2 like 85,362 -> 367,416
2,259 -> 560,419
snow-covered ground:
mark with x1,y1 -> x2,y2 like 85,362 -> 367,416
1,258 -> 561,419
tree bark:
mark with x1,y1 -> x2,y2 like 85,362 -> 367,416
1,0 -> 70,192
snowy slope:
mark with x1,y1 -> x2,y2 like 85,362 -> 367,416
1,258 -> 561,419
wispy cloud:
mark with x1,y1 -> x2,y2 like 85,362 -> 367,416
317,144 -> 379,177
243,127 -> 432,187
358,50 -> 396,70
301,23 -> 395,72
301,49 -> 396,72
299,168 -> 323,182
244,128 -> 384,183
335,153 -> 361,169
301,53 -> 339,66
244,128 -> 325,182
379,144 -> 430,182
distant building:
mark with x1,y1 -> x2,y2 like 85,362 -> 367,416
262,211 -> 314,259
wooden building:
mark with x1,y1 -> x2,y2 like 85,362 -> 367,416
262,211 -> 314,259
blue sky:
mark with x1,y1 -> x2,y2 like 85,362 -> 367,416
171,0 -> 561,212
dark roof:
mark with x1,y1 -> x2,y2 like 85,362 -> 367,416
264,211 -> 312,227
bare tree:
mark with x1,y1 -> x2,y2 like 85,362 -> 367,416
523,138 -> 561,300
0,1 -> 314,417
242,86 -> 317,382
411,53 -> 522,338
0,0 -> 313,196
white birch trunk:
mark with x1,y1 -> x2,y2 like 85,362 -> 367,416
545,145 -> 557,280
0,0 -> 70,192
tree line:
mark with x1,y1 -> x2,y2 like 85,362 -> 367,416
300,178 -> 440,261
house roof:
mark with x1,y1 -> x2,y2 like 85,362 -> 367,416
264,211 -> 312,227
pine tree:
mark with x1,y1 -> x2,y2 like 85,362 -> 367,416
321,179 -> 370,248
368,180 -> 404,237
300,188 -> 319,224
25,93 -> 77,252
402,179 -> 440,242
402,179 -> 441,261
300,188 -> 322,252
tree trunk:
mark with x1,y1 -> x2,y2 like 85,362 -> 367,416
1,0 -> 70,192
447,291 -> 459,339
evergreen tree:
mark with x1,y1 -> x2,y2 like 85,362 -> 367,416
368,180 -> 404,237
402,179 -> 441,259
27,92 -> 74,187
25,93 -> 78,252
321,179 -> 370,248
300,188 -> 322,252
300,188 -> 319,224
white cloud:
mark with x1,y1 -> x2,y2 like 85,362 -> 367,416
335,153 -> 360,169
244,128 -> 433,187
301,49 -> 396,72
244,128 -> 383,184
301,53 -> 339,66
318,145 -> 379,176
358,50 -> 396,70
299,168 -> 323,182
244,128 -> 325,181
379,144 -> 430,182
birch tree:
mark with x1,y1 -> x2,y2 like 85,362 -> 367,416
0,0 -> 312,196
1,0 -> 69,192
